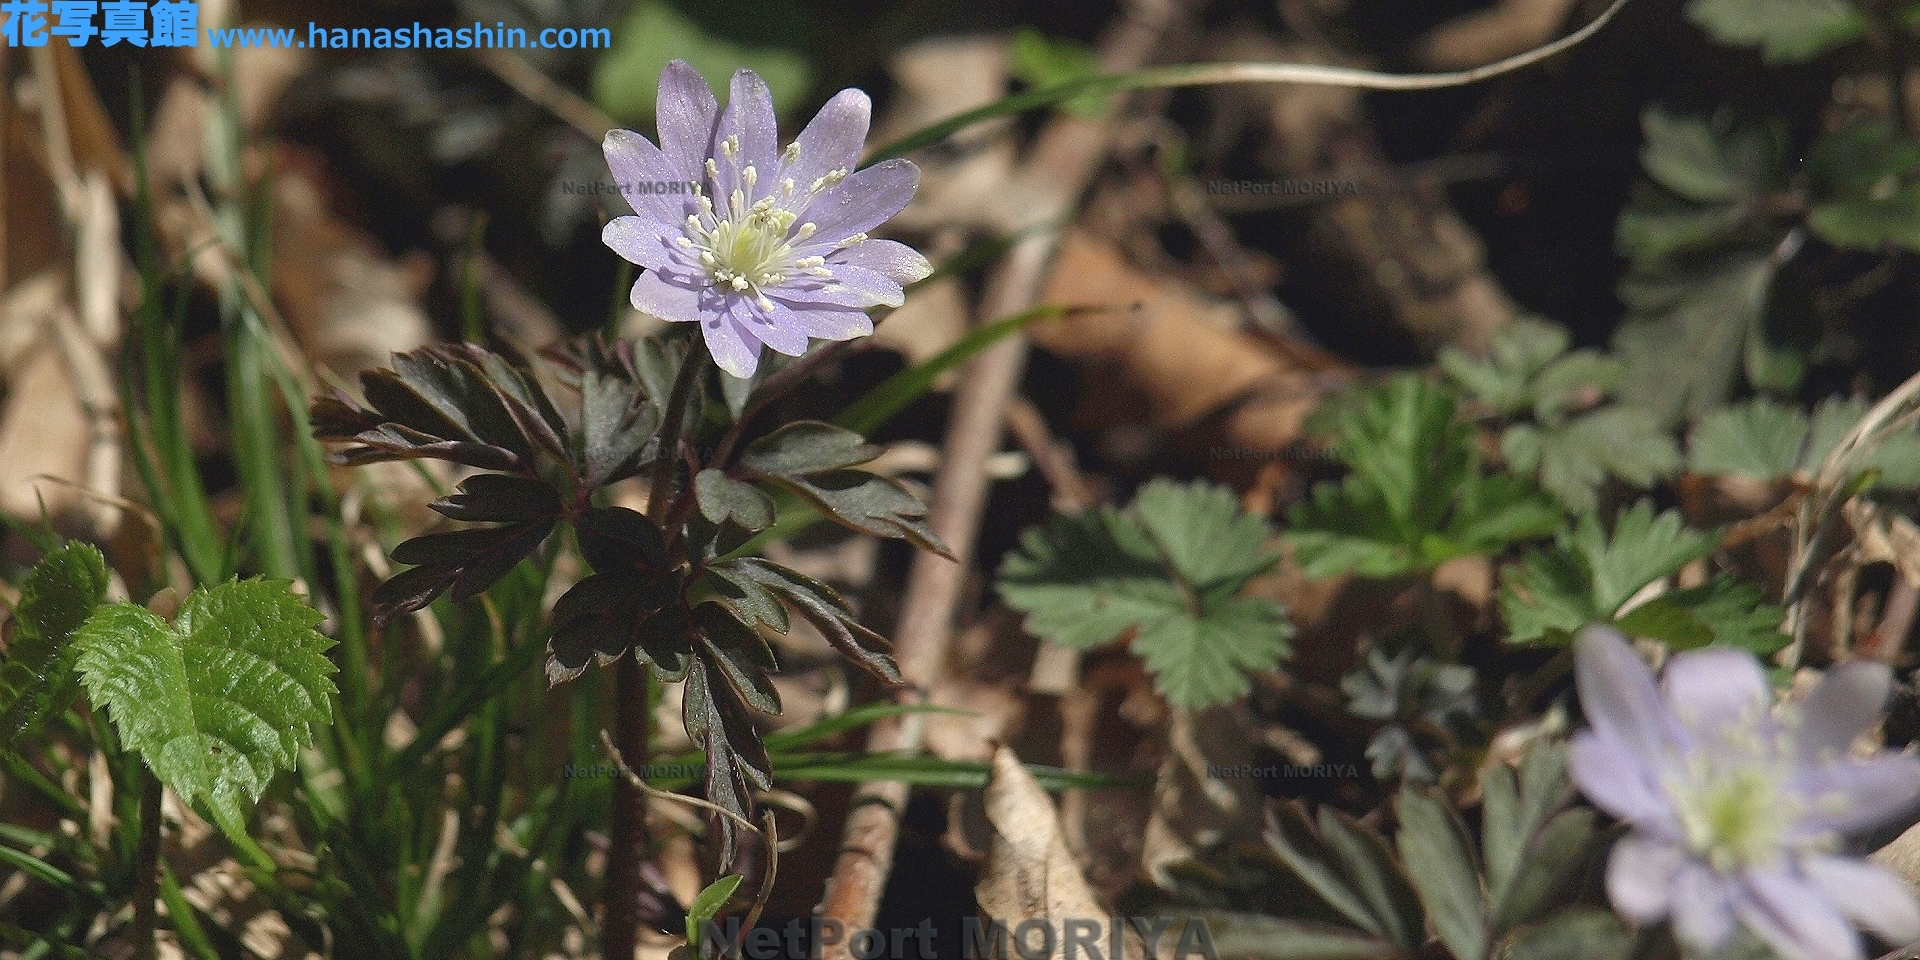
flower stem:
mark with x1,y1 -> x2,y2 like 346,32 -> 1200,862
132,765 -> 161,960
603,655 -> 652,960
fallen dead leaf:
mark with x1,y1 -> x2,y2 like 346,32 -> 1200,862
978,743 -> 1142,960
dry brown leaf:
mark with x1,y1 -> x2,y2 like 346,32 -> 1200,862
1416,0 -> 1581,69
1038,230 -> 1319,436
978,744 -> 1142,960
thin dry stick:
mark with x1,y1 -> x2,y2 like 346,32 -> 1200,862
473,47 -> 614,142
813,3 -> 1181,953
1005,397 -> 1099,854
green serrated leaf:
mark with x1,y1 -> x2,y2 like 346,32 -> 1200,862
1637,107 -> 1786,204
1001,483 -> 1292,708
1290,376 -> 1560,579
1394,788 -> 1487,960
1501,503 -> 1718,644
1512,408 -> 1680,514
1499,909 -> 1631,960
1689,397 -> 1809,480
1685,0 -> 1865,62
1614,252 -> 1779,427
1000,508 -> 1191,648
1439,318 -> 1571,417
1132,596 -> 1293,709
1131,479 -> 1281,595
72,580 -> 336,841
0,542 -> 109,744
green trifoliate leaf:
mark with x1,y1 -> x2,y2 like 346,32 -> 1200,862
1690,396 -> 1920,486
1637,107 -> 1788,205
0,542 -> 110,745
1688,396 -> 1809,479
1500,502 -> 1719,643
1438,318 -> 1572,417
72,579 -> 336,840
1685,0 -> 1866,63
999,480 -> 1291,708
1503,408 -> 1680,514
1131,480 -> 1282,596
1613,252 -> 1781,426
1805,121 -> 1920,252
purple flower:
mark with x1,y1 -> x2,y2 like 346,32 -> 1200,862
600,61 -> 932,379
1569,626 -> 1920,960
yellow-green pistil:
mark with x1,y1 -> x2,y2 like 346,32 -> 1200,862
676,136 -> 863,309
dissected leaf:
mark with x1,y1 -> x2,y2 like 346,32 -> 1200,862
1394,788 -> 1487,960
1439,318 -> 1572,417
683,657 -> 773,865
72,580 -> 336,840
378,520 -> 558,620
0,543 -> 110,745
1805,120 -> 1920,252
711,557 -> 903,686
694,470 -> 777,532
1264,803 -> 1423,951
1499,909 -> 1632,960
1289,376 -> 1560,579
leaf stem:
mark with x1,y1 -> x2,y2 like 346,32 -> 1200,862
132,766 -> 161,960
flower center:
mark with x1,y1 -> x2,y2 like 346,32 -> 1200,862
1672,766 -> 1793,872
675,136 -> 859,309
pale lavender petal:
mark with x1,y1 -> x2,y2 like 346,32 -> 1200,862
602,216 -> 678,270
1735,868 -> 1863,960
1605,834 -> 1686,921
1671,863 -> 1738,956
780,88 -> 870,198
829,238 -> 933,286
778,264 -> 906,310
799,159 -> 919,240
1575,626 -> 1684,765
656,60 -> 718,177
728,297 -> 809,358
1797,661 -> 1893,764
764,302 -> 874,342
714,70 -> 781,203
1791,753 -> 1920,836
603,129 -> 691,222
700,306 -> 763,379
1801,855 -> 1920,946
1569,731 -> 1682,836
1663,647 -> 1771,741
630,271 -> 705,322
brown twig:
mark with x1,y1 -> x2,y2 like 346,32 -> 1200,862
472,48 -> 614,142
811,2 -> 1182,952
